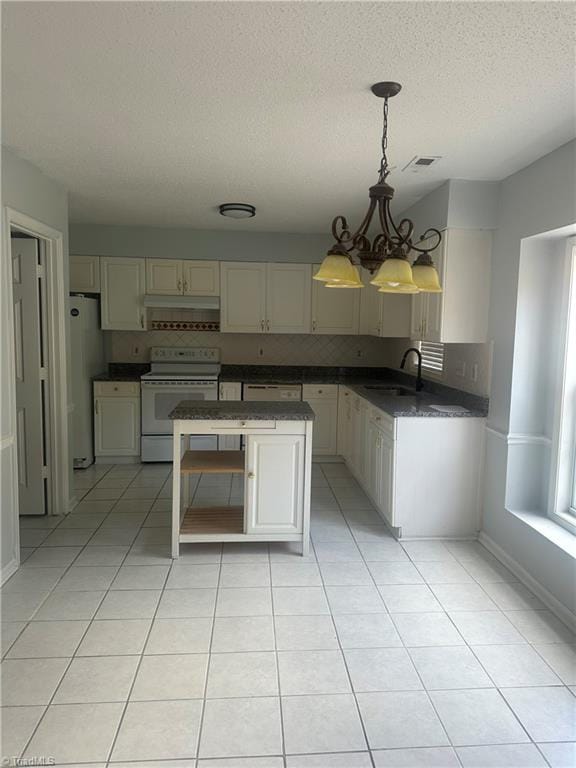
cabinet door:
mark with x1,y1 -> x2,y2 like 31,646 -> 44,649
70,255 -> 100,293
311,265 -> 360,335
423,237 -> 446,341
337,387 -> 351,458
101,258 -> 146,330
218,382 -> 242,450
94,396 -> 140,456
378,433 -> 395,526
359,268 -> 382,336
146,259 -> 183,295
220,263 -> 267,333
183,261 -> 220,296
365,420 -> 380,502
380,294 -> 412,337
245,434 -> 304,533
305,398 -> 337,455
266,263 -> 311,333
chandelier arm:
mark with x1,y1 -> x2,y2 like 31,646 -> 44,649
409,227 -> 443,255
331,215 -> 352,243
378,200 -> 403,249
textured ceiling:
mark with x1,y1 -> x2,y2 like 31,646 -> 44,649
2,1 -> 574,232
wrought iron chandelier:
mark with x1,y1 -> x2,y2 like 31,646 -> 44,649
314,82 -> 442,293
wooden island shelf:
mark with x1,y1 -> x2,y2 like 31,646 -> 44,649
180,449 -> 245,474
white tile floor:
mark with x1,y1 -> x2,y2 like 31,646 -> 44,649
2,460 -> 576,767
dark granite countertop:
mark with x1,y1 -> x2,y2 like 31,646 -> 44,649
220,365 -> 488,419
169,400 -> 315,421
93,363 -> 150,382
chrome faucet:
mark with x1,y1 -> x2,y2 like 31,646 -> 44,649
400,347 -> 423,392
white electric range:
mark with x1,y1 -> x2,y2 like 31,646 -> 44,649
140,347 -> 220,462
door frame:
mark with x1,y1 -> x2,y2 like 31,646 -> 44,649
2,206 -> 69,573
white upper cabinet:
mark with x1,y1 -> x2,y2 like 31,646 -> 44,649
411,229 -> 492,343
146,259 -> 220,296
311,264 -> 360,335
266,263 -> 311,333
220,262 -> 267,333
359,267 -> 411,338
220,262 -> 311,334
70,255 -> 100,293
146,259 -> 183,295
183,261 -> 220,296
100,257 -> 146,330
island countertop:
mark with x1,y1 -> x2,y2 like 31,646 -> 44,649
169,400 -> 316,421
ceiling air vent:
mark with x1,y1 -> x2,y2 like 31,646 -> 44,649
401,156 -> 442,173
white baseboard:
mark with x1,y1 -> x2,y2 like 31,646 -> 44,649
1,557 -> 19,586
479,531 -> 576,633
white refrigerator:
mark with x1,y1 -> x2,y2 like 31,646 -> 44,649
70,296 -> 105,467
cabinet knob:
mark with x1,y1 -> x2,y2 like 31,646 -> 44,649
183,281 -> 188,293
240,420 -> 246,426
260,319 -> 265,331
177,280 -> 182,292
247,471 -> 255,479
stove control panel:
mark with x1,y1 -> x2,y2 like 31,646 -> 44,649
150,347 -> 220,363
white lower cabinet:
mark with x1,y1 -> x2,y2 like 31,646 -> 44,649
245,434 -> 304,534
302,384 -> 338,455
340,386 -> 485,538
94,382 -> 140,459
218,382 -> 242,450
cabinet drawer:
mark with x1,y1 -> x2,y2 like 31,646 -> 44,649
215,420 -> 277,431
303,384 -> 338,400
94,381 -> 140,397
369,406 -> 395,438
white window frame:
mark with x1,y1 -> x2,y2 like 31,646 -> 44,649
548,238 -> 576,535
418,340 -> 445,380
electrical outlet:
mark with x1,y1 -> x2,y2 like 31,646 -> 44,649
132,345 -> 140,357
356,349 -> 363,358
258,347 -> 265,358
471,363 -> 479,383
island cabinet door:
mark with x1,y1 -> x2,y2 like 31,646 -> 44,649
245,434 -> 304,534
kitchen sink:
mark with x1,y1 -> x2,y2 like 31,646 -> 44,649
363,386 -> 414,396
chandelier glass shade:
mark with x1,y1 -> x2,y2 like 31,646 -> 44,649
318,82 -> 443,294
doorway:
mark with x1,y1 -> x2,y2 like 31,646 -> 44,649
11,233 -> 50,516
1,207 -> 69,583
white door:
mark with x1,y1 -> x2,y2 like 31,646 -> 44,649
183,261 -> 220,296
101,257 -> 146,330
312,265 -> 360,334
11,238 -> 46,515
70,255 -> 100,293
94,396 -> 140,456
220,262 -> 267,333
378,432 -> 395,526
146,259 -> 183,295
306,399 -> 337,455
245,434 -> 304,533
266,263 -> 312,333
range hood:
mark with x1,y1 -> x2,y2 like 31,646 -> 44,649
143,295 -> 220,310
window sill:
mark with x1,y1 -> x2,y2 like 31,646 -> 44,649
506,508 -> 576,559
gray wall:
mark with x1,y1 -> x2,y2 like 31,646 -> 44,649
70,223 -> 332,263
483,140 -> 576,616
1,146 -> 69,580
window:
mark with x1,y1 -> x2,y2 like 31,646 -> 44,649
419,341 -> 445,377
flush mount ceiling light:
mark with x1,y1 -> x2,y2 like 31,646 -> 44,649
219,203 -> 256,219
314,82 -> 442,292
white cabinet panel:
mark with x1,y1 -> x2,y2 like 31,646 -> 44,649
220,262 -> 267,333
245,434 -> 304,533
94,396 -> 140,456
70,255 -> 100,293
305,397 -> 337,455
359,268 -> 381,335
266,263 -> 311,333
337,387 -> 352,459
183,261 -> 220,296
146,259 -> 183,295
312,265 -> 360,335
100,258 -> 146,330
219,382 -> 242,450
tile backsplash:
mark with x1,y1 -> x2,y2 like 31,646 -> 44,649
106,331 -> 391,367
